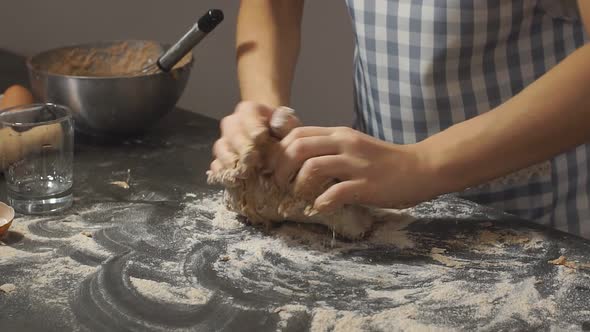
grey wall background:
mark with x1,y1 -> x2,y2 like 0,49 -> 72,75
0,1 -> 355,126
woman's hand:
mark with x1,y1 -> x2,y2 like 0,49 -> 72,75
268,126 -> 441,212
210,101 -> 275,173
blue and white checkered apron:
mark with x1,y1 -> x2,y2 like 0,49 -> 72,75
345,0 -> 590,238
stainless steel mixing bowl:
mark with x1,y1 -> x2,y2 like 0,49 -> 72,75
26,40 -> 194,137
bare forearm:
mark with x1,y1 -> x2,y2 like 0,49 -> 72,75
236,0 -> 304,107
420,43 -> 590,195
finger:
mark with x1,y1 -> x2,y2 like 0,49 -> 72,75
261,141 -> 281,174
266,126 -> 337,173
280,126 -> 336,148
235,101 -> 274,144
220,115 -> 260,167
313,180 -> 367,213
293,155 -> 355,197
209,159 -> 224,173
212,138 -> 238,168
269,106 -> 302,139
272,136 -> 341,188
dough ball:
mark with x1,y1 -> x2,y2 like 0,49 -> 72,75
208,107 -> 375,239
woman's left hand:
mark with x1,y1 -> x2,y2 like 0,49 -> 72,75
268,126 -> 442,213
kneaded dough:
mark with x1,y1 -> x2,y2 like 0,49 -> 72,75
207,107 -> 375,239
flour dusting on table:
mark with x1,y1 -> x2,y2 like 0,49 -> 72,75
176,193 -> 590,331
129,277 -> 210,305
1,192 -> 589,331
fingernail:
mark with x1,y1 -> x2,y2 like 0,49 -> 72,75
276,106 -> 296,115
315,200 -> 334,212
306,209 -> 320,217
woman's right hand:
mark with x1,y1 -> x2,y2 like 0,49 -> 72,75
210,101 -> 276,173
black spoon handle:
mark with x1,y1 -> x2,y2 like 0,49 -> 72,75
157,9 -> 224,72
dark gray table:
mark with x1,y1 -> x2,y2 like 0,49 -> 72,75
1,50 -> 590,332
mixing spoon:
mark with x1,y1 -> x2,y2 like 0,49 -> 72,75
138,9 -> 224,74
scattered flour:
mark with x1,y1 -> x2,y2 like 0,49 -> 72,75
210,206 -> 241,230
486,277 -> 556,328
0,204 -> 112,308
129,277 -> 210,305
2,217 -> 111,260
310,306 -> 442,332
365,288 -> 419,304
194,191 -> 587,330
0,245 -> 51,261
2,192 -> 588,330
403,198 -> 481,220
69,233 -> 111,257
0,283 -> 16,294
271,276 -> 560,331
274,304 -> 308,329
25,256 -> 98,305
368,211 -> 416,248
181,194 -> 242,231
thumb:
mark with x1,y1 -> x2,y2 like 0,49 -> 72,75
269,106 -> 302,139
314,180 -> 365,213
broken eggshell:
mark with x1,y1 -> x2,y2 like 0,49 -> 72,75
0,202 -> 15,237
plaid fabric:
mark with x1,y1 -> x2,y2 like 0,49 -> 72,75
345,0 -> 590,238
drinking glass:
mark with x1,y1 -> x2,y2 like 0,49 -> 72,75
0,103 -> 74,214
